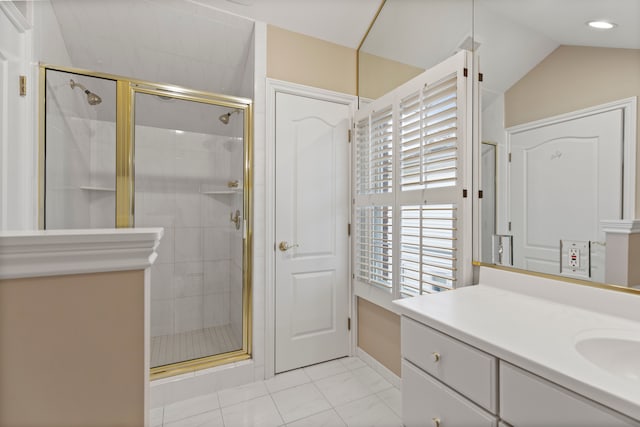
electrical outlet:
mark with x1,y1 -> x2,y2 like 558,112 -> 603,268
569,248 -> 579,268
560,240 -> 590,279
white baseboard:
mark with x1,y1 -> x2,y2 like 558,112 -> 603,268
150,360 -> 255,408
356,347 -> 401,389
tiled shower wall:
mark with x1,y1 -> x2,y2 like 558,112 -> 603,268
134,125 -> 244,340
49,107 -> 244,341
45,80 -> 115,230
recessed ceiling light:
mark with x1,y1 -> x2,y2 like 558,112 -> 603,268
587,20 -> 617,30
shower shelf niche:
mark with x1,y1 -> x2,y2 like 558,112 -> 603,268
80,186 -> 115,192
200,182 -> 243,195
200,188 -> 243,195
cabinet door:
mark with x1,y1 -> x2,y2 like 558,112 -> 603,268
402,316 -> 497,411
403,360 -> 497,427
500,362 -> 640,427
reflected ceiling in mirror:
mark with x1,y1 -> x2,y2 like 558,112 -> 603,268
358,0 -> 473,100
477,0 -> 640,288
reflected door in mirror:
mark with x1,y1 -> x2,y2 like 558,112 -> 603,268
509,108 -> 623,281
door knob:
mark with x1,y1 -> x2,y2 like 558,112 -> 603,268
279,241 -> 299,252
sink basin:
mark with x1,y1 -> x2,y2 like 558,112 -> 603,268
574,330 -> 640,381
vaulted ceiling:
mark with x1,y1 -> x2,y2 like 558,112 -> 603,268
51,0 -> 638,107
51,0 -> 256,97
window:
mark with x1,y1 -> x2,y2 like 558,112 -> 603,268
353,51 -> 472,298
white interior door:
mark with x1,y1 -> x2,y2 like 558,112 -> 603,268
275,91 -> 350,373
509,109 -> 623,281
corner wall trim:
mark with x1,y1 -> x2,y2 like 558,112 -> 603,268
601,220 -> 640,235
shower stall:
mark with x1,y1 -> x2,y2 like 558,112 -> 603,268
40,65 -> 252,377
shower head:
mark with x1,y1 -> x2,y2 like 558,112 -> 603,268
70,79 -> 102,106
218,109 -> 241,125
86,92 -> 102,106
219,112 -> 231,125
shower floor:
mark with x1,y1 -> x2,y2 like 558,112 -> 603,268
150,324 -> 241,368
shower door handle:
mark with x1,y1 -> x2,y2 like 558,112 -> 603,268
230,210 -> 241,230
278,241 -> 299,252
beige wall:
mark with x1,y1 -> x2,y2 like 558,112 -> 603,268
358,52 -> 424,100
628,233 -> 640,289
605,233 -> 630,286
357,297 -> 401,376
266,26 -> 423,101
631,234 -> 640,287
267,25 -> 357,95
605,232 -> 640,288
0,270 -> 147,427
505,45 -> 640,216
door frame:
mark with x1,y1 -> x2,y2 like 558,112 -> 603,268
265,79 -> 357,378
505,97 -> 637,222
0,2 -> 36,230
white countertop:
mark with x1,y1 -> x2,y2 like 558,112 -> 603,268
393,268 -> 640,421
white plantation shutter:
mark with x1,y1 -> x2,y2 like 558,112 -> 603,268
355,104 -> 394,292
355,117 -> 371,195
355,206 -> 393,290
356,106 -> 393,195
400,204 -> 457,296
400,75 -> 458,191
353,50 -> 472,298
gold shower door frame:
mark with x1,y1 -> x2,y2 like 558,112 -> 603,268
38,64 -> 253,380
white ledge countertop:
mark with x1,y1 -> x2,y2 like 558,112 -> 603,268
0,228 -> 164,279
393,270 -> 640,422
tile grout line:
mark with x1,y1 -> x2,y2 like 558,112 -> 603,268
375,387 -> 401,418
215,392 -> 224,427
266,391 -> 287,426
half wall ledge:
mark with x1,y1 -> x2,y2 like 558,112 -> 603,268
0,227 -> 164,279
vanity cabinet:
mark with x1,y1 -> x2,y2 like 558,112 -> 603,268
500,362 -> 639,427
401,315 -> 640,427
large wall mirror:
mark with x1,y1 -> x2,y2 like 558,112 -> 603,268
358,0 -> 473,102
359,0 -> 640,290
475,0 -> 639,287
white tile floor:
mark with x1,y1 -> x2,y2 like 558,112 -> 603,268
151,357 -> 402,427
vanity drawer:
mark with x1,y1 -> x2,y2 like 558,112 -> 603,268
500,362 -> 640,427
401,316 -> 497,412
403,360 -> 498,427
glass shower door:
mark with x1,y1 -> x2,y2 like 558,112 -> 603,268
44,70 -> 116,229
133,92 -> 246,368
